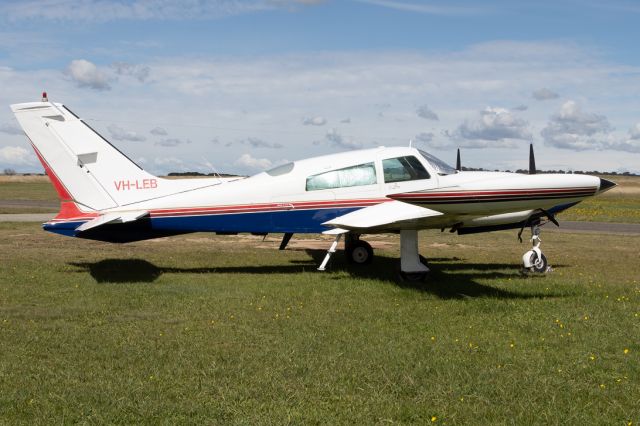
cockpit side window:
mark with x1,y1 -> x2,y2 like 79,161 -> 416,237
306,162 -> 377,191
382,156 -> 430,183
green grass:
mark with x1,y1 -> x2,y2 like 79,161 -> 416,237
0,181 -> 58,201
1,223 -> 638,424
555,175 -> 640,224
0,180 -> 58,213
557,194 -> 640,223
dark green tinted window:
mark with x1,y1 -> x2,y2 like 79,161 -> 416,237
382,156 -> 430,183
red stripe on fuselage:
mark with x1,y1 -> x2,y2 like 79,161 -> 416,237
149,198 -> 390,218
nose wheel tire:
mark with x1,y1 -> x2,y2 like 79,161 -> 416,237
346,240 -> 373,265
527,252 -> 548,274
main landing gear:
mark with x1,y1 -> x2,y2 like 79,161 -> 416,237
398,229 -> 429,281
317,230 -> 429,281
345,234 -> 373,265
317,233 -> 375,271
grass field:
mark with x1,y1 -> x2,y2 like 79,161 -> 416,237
1,223 -> 638,424
556,175 -> 640,224
2,174 -> 640,223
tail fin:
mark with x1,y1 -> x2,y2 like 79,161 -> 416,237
11,100 -> 210,211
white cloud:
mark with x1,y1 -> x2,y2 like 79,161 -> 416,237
234,153 -> 272,171
155,138 -> 190,147
324,128 -> 362,149
416,104 -> 438,121
0,123 -> 23,135
452,107 -> 531,146
2,40 -> 639,174
599,124 -> 640,153
66,59 -> 111,90
112,62 -> 150,82
152,157 -> 189,174
107,124 -> 146,142
601,136 -> 640,153
302,116 -> 327,126
541,101 -> 611,151
354,0 -> 484,16
0,146 -> 35,166
150,127 -> 168,136
414,132 -> 434,143
0,0 -> 278,22
240,137 -> 283,149
532,88 -> 559,100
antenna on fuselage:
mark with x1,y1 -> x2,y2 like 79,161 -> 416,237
529,143 -> 536,175
456,148 -> 461,171
409,138 -> 413,148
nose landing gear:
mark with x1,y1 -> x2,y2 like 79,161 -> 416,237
521,225 -> 552,274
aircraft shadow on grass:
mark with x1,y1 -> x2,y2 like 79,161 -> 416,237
69,249 -> 562,300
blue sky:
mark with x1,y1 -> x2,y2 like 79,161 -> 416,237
1,0 -> 639,174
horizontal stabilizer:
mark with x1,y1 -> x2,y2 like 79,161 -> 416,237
75,210 -> 148,232
323,201 -> 442,231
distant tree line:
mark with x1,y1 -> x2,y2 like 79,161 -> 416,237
459,166 -> 638,176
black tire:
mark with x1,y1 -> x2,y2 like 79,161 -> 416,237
346,240 -> 373,265
399,271 -> 428,282
529,252 -> 548,273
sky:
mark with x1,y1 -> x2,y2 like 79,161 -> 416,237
1,0 -> 639,175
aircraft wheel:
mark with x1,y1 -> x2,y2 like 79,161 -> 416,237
346,240 -> 373,265
529,252 -> 548,273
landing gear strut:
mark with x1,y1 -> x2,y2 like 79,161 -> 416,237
399,229 -> 429,281
521,225 -> 551,274
318,231 -> 429,281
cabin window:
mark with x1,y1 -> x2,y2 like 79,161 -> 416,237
306,162 -> 377,191
382,156 -> 430,183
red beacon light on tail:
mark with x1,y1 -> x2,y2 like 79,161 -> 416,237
42,91 -> 48,102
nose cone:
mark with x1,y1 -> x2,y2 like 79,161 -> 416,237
598,178 -> 617,193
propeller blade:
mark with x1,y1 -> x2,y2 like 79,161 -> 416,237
529,143 -> 536,175
456,148 -> 461,171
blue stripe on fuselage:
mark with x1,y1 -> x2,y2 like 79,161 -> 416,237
43,221 -> 87,237
42,207 -> 363,240
150,206 -> 362,234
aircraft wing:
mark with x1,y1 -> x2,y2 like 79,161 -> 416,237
322,200 -> 443,231
75,210 -> 149,232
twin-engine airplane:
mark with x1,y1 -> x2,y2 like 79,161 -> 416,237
10,96 -> 616,280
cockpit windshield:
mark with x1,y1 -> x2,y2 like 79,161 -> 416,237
418,149 -> 457,175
